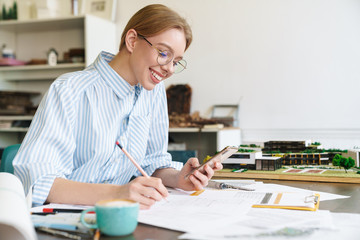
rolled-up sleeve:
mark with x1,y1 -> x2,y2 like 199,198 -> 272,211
13,79 -> 76,206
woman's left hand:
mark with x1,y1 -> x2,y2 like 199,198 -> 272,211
176,158 -> 223,191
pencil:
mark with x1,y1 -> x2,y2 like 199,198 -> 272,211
116,141 -> 168,201
94,229 -> 100,240
115,141 -> 149,177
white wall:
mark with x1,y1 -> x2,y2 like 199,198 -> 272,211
115,0 -> 360,149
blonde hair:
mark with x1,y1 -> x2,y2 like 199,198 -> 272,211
119,4 -> 192,51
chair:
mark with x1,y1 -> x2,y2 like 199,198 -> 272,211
168,150 -> 197,164
0,144 -> 21,174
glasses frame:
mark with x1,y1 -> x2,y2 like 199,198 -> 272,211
137,33 -> 187,74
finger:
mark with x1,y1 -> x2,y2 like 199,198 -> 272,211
189,174 -> 204,191
193,169 -> 210,185
213,162 -> 223,171
127,185 -> 157,207
139,177 -> 169,199
138,195 -> 157,207
148,178 -> 169,198
203,164 -> 215,178
187,157 -> 200,168
140,204 -> 151,210
140,186 -> 165,202
139,198 -> 156,210
128,178 -> 165,202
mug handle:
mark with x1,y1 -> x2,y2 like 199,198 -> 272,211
80,208 -> 98,229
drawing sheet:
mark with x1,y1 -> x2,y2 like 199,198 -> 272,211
179,208 -> 334,238
138,188 -> 255,232
139,180 -> 349,236
180,211 -> 360,240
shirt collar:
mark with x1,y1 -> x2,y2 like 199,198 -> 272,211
94,51 -> 143,99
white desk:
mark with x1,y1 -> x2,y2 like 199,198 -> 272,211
169,127 -> 241,161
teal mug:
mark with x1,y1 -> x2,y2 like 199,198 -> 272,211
80,199 -> 139,236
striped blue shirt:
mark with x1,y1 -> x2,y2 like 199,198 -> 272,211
13,51 -> 182,206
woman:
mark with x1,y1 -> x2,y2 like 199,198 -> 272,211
13,4 -> 222,209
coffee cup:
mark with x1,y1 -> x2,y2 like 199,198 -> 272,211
80,199 -> 139,236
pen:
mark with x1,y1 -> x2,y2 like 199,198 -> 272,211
208,180 -> 255,191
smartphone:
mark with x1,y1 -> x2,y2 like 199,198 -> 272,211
185,146 -> 238,179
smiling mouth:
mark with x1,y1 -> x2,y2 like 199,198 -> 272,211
151,70 -> 164,82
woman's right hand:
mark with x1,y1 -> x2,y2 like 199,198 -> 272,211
118,176 -> 168,209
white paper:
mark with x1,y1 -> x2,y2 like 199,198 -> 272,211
139,181 -> 349,239
138,188 -> 254,233
179,209 -> 335,239
180,211 -> 360,240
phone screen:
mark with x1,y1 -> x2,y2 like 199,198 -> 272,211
184,146 -> 238,178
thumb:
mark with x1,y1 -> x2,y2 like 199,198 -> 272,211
186,157 -> 201,168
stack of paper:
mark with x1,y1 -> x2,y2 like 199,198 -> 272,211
138,180 -> 355,240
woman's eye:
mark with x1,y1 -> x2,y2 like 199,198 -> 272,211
159,50 -> 168,57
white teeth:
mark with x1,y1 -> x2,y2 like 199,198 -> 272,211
151,70 -> 163,81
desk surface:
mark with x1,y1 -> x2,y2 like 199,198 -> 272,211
37,180 -> 360,240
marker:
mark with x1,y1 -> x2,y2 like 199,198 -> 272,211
207,180 -> 255,191
31,212 -> 56,215
42,208 -> 84,214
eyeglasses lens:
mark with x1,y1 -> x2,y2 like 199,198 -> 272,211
174,59 -> 187,74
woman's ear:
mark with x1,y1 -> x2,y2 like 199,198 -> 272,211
125,29 -> 138,53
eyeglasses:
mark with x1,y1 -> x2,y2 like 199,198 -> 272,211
138,34 -> 187,74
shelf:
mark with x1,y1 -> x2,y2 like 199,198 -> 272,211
0,63 -> 86,81
169,127 -> 239,133
0,15 -> 117,147
0,15 -> 85,32
0,127 -> 28,132
0,115 -> 33,121
169,127 -> 201,133
169,128 -> 241,161
0,63 -> 85,72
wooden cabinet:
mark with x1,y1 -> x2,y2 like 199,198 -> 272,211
169,127 -> 241,161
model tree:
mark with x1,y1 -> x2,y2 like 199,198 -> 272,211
332,154 -> 355,173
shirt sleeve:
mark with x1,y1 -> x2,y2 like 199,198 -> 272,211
136,83 -> 183,177
13,79 -> 77,206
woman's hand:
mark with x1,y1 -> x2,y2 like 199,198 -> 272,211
118,176 -> 168,210
176,158 -> 223,191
